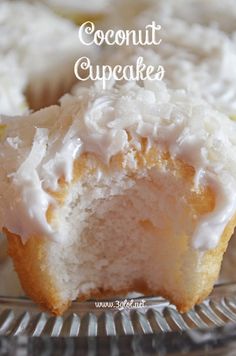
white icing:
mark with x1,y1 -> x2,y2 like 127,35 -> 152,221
193,173 -> 236,250
1,81 -> 236,250
3,129 -> 54,242
42,137 -> 83,191
101,3 -> 236,116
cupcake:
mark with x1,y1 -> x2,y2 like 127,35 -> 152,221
153,0 -> 236,35
100,0 -> 236,42
1,80 -> 236,314
0,1 -> 96,111
93,8 -> 236,117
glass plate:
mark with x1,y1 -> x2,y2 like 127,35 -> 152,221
1,283 -> 236,354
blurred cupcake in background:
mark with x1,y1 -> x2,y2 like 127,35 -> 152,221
0,1 -> 97,111
152,0 -> 236,35
0,54 -> 28,116
42,0 -> 112,25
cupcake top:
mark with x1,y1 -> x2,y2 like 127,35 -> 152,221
99,0 -> 236,116
101,9 -> 236,116
106,0 -> 236,34
153,0 -> 236,34
0,1 -> 94,79
0,54 -> 27,116
142,16 -> 236,116
158,2 -> 236,114
1,80 -> 236,250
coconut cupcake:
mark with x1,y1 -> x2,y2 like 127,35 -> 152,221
93,11 -> 236,117
152,0 -> 236,35
0,0 -> 96,111
1,80 -> 236,314
72,0 -> 236,117
101,0 -> 236,41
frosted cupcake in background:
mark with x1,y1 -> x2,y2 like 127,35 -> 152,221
134,4 -> 236,117
73,16 -> 236,117
73,0 -> 236,117
0,1 -> 97,111
152,0 -> 236,35
42,0 -> 112,24
116,0 -> 236,35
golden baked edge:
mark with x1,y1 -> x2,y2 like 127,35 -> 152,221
5,145 -> 236,315
6,217 -> 235,316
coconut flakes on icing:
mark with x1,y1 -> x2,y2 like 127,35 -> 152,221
1,80 -> 236,249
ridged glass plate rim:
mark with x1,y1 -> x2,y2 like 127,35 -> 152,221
1,282 -> 236,338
